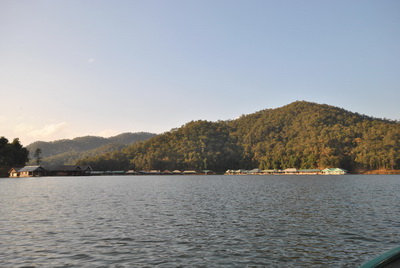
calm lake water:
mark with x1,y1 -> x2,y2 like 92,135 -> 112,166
1,175 -> 399,267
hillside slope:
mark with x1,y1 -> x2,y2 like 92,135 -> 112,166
76,101 -> 400,172
230,101 -> 399,171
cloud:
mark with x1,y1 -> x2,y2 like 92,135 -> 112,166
88,58 -> 95,63
12,123 -> 123,145
97,129 -> 119,138
15,122 -> 70,142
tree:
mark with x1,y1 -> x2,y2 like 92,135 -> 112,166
34,148 -> 42,165
0,137 -> 29,177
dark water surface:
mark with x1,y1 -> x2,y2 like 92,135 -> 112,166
1,175 -> 399,267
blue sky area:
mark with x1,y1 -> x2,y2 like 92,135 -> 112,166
1,0 -> 399,145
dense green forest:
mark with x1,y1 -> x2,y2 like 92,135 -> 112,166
76,120 -> 241,171
77,101 -> 400,173
27,132 -> 156,168
0,137 -> 29,177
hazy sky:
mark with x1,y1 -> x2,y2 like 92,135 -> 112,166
1,0 -> 399,145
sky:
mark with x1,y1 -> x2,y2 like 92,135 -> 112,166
1,0 -> 399,145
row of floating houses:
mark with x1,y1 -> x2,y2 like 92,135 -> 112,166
8,165 -> 347,177
225,168 -> 347,175
9,165 -> 93,177
8,165 -> 216,177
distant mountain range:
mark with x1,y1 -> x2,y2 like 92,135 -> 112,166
26,132 -> 156,168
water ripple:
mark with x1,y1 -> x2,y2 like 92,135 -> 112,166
0,175 -> 399,267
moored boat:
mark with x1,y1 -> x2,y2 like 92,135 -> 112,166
360,246 -> 400,268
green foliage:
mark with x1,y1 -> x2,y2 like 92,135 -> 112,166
229,101 -> 399,171
34,148 -> 42,165
74,101 -> 400,172
78,121 -> 241,172
0,137 -> 29,177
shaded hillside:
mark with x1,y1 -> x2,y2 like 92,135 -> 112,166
27,132 -> 156,168
37,143 -> 128,168
76,101 -> 400,172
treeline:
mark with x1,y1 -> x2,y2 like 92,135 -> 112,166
77,101 -> 400,173
0,137 -> 29,177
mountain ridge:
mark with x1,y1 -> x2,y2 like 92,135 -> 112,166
26,132 -> 156,168
75,101 -> 400,173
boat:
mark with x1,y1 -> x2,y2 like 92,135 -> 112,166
360,246 -> 400,268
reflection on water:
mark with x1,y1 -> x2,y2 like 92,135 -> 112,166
0,175 -> 399,267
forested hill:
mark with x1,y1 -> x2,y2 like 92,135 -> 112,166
229,101 -> 399,171
76,101 -> 400,173
27,132 -> 156,168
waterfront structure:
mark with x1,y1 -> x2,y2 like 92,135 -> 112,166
125,170 -> 137,175
8,167 -> 22,177
183,170 -> 197,175
9,166 -> 47,177
51,165 -> 84,176
80,165 -> 93,175
9,165 -> 94,177
225,168 -> 345,175
137,170 -> 162,175
298,169 -> 322,175
248,168 -> 263,175
104,170 -> 125,175
283,168 -> 298,174
322,168 -> 347,175
262,169 -> 276,174
90,171 -> 105,175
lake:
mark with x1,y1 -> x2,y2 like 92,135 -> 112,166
1,175 -> 399,267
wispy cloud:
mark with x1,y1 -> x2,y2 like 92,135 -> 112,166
88,58 -> 95,63
15,122 -> 70,142
97,129 -> 119,138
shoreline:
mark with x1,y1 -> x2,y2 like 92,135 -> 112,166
2,169 -> 400,178
360,169 -> 400,175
